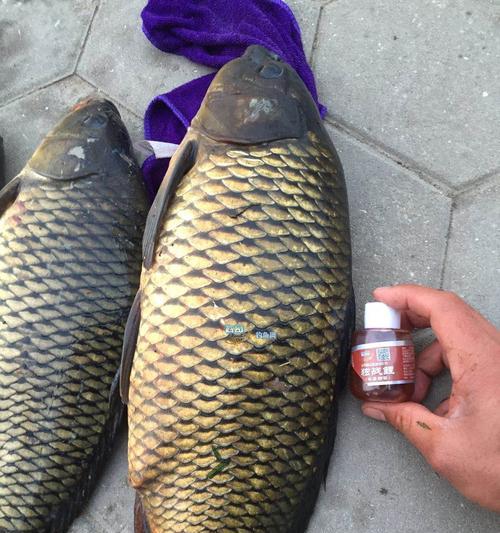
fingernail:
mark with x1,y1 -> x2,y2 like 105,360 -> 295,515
362,407 -> 386,422
373,286 -> 390,294
372,287 -> 389,298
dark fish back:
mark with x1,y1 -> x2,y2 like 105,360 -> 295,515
0,174 -> 146,532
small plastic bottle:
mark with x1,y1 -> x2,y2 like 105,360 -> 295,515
350,302 -> 415,403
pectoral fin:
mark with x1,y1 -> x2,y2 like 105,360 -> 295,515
142,139 -> 197,269
119,290 -> 141,405
0,176 -> 20,216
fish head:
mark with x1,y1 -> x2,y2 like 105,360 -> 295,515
192,45 -> 321,145
28,98 -> 137,181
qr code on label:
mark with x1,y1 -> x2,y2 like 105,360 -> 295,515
376,347 -> 391,361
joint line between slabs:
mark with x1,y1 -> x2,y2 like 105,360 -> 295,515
439,201 -> 455,290
309,5 -> 326,66
74,0 -> 100,74
0,73 -> 74,111
0,1 -> 99,111
74,73 -> 143,122
451,167 -> 500,199
324,116 -> 455,197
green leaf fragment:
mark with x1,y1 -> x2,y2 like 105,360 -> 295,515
207,460 -> 230,479
212,447 -> 222,461
207,447 -> 231,479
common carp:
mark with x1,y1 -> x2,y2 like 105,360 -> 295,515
0,99 -> 147,532
122,45 -> 354,533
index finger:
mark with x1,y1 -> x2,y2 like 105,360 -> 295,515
373,284 -> 496,364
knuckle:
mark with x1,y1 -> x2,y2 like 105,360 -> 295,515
391,410 -> 413,435
444,291 -> 462,307
438,290 -> 467,317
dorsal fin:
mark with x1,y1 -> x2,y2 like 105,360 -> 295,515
142,140 -> 197,269
119,290 -> 141,405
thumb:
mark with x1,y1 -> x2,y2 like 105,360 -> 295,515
362,401 -> 443,459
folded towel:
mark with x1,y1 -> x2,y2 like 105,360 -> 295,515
142,0 -> 326,199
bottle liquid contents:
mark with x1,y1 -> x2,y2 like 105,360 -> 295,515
350,302 -> 415,403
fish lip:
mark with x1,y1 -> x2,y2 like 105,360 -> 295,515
56,97 -> 125,139
206,46 -> 292,101
244,45 -> 282,65
70,97 -> 120,117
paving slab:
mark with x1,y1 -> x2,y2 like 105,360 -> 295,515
0,75 -> 142,183
308,384 -> 500,533
69,429 -> 134,533
312,129 -> 499,533
443,179 -> 500,326
288,0 -> 323,62
0,0 -> 96,104
315,0 -> 500,188
69,516 -> 106,533
78,0 -> 321,117
304,130 -> 500,533
326,125 -> 451,321
78,0 -> 210,117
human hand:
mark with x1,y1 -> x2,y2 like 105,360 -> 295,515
361,284 -> 500,512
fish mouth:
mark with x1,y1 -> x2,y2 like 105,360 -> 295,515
70,97 -> 120,117
244,45 -> 282,66
214,45 -> 288,92
67,98 -> 124,135
244,45 -> 286,81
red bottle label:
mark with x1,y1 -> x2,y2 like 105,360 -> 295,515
351,341 -> 415,385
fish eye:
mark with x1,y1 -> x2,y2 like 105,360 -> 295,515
83,113 -> 108,128
259,63 -> 284,79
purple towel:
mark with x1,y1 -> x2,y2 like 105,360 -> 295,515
142,0 -> 326,200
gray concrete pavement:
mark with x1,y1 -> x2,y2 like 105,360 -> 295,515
0,0 -> 498,532
315,0 -> 500,188
443,179 -> 500,325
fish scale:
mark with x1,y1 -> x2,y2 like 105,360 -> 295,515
128,129 -> 352,532
0,100 -> 147,533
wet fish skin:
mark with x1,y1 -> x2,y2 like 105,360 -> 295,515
126,46 -> 354,533
0,99 -> 147,532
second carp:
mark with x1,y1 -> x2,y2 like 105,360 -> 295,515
0,99 -> 147,532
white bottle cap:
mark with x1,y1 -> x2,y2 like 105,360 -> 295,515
364,302 -> 401,329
